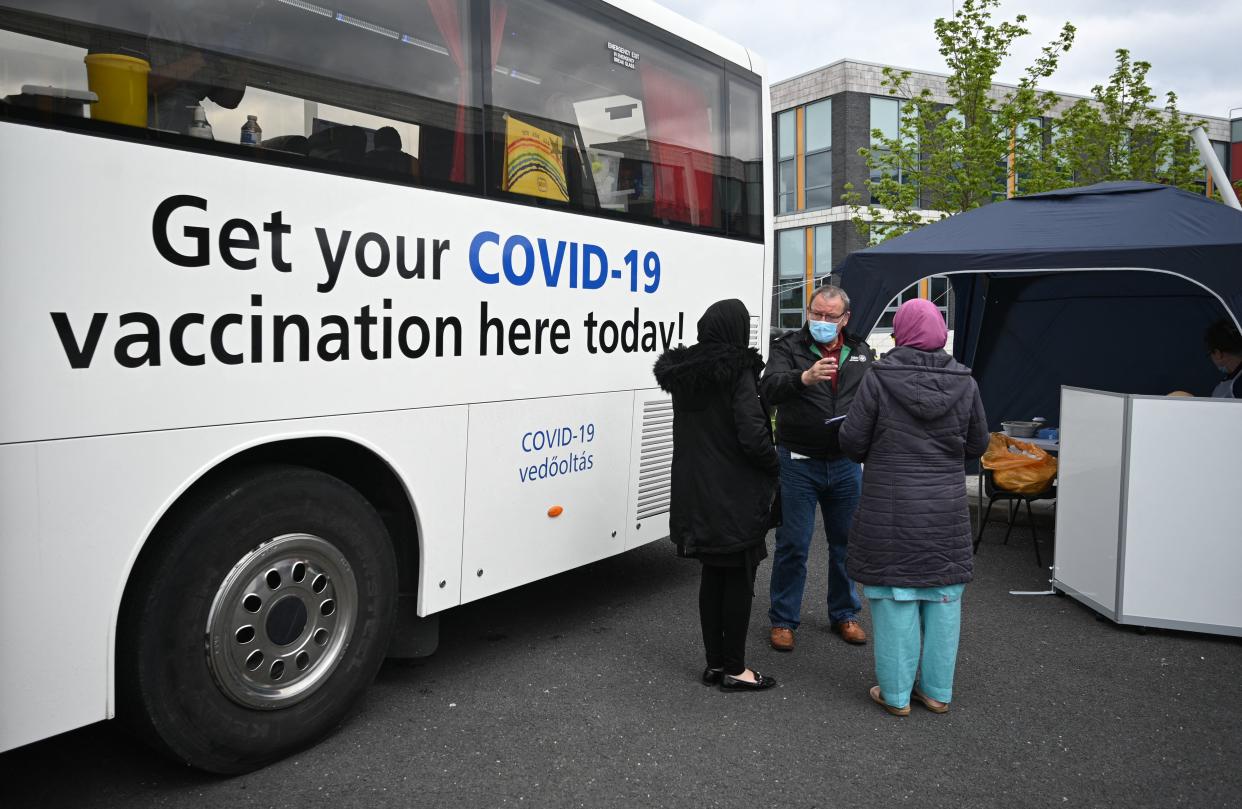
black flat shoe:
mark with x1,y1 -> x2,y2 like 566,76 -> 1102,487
701,667 -> 723,685
719,671 -> 777,691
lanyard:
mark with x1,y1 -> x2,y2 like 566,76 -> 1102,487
810,343 -> 850,364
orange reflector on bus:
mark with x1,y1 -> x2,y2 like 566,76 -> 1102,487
547,506 -> 564,518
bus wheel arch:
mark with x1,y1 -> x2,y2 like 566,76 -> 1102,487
115,439 -> 421,773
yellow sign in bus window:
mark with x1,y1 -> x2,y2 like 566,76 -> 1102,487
503,116 -> 569,202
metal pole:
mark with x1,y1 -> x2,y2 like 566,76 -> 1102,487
1191,126 -> 1240,210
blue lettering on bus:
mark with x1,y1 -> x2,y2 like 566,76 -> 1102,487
469,231 -> 660,294
468,230 -> 501,284
502,235 -> 535,286
580,244 -> 607,290
521,427 -> 577,452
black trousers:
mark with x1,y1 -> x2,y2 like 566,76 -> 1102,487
699,562 -> 758,676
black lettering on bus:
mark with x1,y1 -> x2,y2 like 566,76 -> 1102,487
116,312 -> 162,368
398,315 -> 430,359
396,236 -> 425,280
210,314 -> 244,365
433,239 -> 449,280
318,315 -> 350,360
355,233 -> 389,278
249,295 -> 263,362
381,299 -> 394,358
480,300 -> 504,355
219,219 -> 260,270
273,315 -> 310,362
436,316 -> 462,357
355,304 -> 379,360
316,228 -> 352,293
263,211 -> 293,273
50,312 -> 107,369
153,195 -> 210,268
170,313 -> 206,366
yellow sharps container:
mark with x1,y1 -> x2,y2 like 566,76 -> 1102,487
84,53 -> 150,127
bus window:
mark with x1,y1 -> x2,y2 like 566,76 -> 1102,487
725,72 -> 763,240
0,0 -> 479,190
487,0 -> 726,233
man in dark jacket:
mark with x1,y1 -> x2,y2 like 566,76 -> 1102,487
761,285 -> 875,651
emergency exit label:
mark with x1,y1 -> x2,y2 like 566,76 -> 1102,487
607,41 -> 639,69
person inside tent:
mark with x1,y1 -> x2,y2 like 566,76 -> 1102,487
1205,318 -> 1242,399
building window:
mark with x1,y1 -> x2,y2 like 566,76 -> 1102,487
804,99 -> 831,209
776,228 -> 806,328
877,275 -> 950,330
877,283 -> 919,330
929,275 -> 951,322
813,224 -> 832,282
997,117 -> 1043,200
869,96 -> 903,193
776,109 -> 796,213
1212,141 -> 1228,172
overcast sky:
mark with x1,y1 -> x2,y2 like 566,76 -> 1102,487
660,0 -> 1239,120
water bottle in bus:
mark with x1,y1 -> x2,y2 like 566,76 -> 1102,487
240,114 -> 262,146
187,106 -> 213,140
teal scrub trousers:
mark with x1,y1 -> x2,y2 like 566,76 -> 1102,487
863,584 -> 965,708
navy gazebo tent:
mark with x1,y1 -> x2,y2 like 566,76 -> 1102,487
837,182 -> 1242,427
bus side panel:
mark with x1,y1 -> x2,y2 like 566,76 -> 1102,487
0,408 -> 466,753
626,389 -> 672,550
0,443 -> 79,753
460,392 -> 634,603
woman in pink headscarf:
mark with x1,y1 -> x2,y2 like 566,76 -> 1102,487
838,298 -> 989,716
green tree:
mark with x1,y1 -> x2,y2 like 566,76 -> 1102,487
843,0 -> 1075,243
1027,49 -> 1206,193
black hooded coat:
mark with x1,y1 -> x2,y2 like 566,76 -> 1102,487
653,300 -> 779,560
837,346 -> 990,587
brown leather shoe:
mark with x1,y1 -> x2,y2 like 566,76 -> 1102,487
769,627 -> 795,651
869,685 -> 910,716
911,688 -> 950,713
831,620 -> 867,645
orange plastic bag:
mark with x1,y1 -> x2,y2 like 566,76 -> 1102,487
980,433 -> 1058,494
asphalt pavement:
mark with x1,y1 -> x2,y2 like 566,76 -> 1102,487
3,504 -> 1239,809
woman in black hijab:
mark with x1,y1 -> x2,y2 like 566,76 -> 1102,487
653,299 -> 780,691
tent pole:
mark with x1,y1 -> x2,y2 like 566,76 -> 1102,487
1192,127 -> 1240,211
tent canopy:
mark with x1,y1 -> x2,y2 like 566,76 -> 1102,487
837,182 -> 1242,427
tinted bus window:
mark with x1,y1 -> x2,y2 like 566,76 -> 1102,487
0,0 -> 479,189
725,73 -> 762,239
1,0 -> 763,240
488,0 -> 729,234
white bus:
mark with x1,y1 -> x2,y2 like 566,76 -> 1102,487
0,0 -> 771,773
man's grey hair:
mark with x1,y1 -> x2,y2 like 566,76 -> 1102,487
810,283 -> 850,312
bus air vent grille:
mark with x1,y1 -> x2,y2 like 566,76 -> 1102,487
636,398 -> 673,520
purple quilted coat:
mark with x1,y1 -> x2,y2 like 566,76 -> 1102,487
838,346 -> 989,587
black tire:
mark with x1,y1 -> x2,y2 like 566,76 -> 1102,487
117,465 -> 397,774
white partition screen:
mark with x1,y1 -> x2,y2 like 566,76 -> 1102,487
1053,388 -> 1127,616
1120,397 -> 1242,630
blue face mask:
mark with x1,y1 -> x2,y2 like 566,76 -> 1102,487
808,320 -> 838,344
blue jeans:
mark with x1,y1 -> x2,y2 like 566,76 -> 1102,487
768,446 -> 863,629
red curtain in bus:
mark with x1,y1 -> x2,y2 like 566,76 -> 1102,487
426,0 -> 507,185
640,64 -> 714,227
491,2 -> 508,65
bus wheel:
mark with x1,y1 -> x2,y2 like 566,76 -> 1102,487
118,465 -> 397,774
